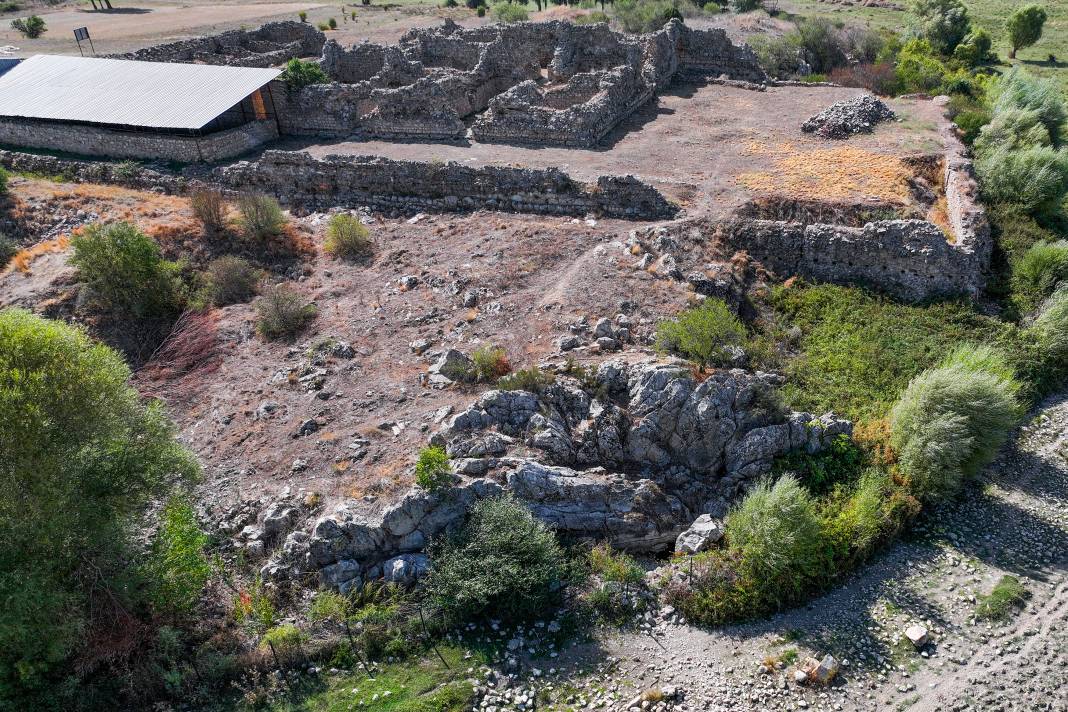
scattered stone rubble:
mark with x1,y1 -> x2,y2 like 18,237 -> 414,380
108,21 -> 324,68
801,94 -> 895,139
263,359 -> 851,587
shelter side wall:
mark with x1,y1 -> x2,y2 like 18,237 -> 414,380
0,119 -> 277,163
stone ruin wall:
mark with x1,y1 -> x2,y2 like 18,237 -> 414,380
107,21 -> 325,67
0,148 -> 677,221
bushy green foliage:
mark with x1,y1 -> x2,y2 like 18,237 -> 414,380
825,468 -> 895,560
613,0 -> 685,33
233,577 -> 277,634
589,543 -> 644,586
974,108 -> 1052,156
1031,289 -> 1068,363
237,193 -> 287,241
470,344 -> 511,382
497,366 -> 555,392
732,0 -> 761,11
254,283 -> 317,340
585,543 -> 647,623
261,624 -> 306,661
144,495 -> 211,615
975,575 -> 1030,620
725,475 -> 826,602
975,145 -> 1068,214
908,0 -> 971,55
1012,241 -> 1068,308
426,495 -> 568,624
1006,4 -> 1047,59
890,345 -> 1021,501
952,27 -> 993,66
0,309 -> 197,701
70,221 -> 185,320
415,446 -> 453,493
199,255 -> 260,307
772,433 -> 865,494
0,165 -> 8,194
281,57 -> 330,88
491,1 -> 528,22
324,213 -> 373,260
656,298 -> 745,370
10,14 -> 45,38
991,69 -> 1067,146
895,38 -> 949,92
795,18 -> 847,74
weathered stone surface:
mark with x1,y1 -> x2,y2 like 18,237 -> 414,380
674,514 -> 725,555
320,559 -> 362,594
429,348 -> 474,384
382,553 -> 430,586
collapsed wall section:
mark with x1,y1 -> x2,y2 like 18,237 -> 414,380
107,21 -> 324,67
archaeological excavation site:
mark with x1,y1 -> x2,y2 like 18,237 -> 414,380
2,1 -> 1067,711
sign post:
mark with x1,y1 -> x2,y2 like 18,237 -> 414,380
73,27 -> 95,57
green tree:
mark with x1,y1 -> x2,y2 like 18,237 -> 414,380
10,15 -> 46,39
1006,4 -> 1047,59
415,446 -> 453,493
656,298 -> 746,370
908,0 -> 971,55
0,309 -> 197,702
280,58 -> 330,88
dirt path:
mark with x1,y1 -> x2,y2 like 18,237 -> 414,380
536,394 -> 1068,711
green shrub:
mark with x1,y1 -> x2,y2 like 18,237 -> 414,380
255,283 -> 317,340
589,543 -> 644,586
324,213 -> 373,260
1031,289 -> 1068,363
975,575 -> 1030,620
470,344 -> 511,382
261,624 -> 306,664
143,495 -> 211,615
328,16 -> 338,29
237,193 -> 287,241
415,446 -> 453,493
656,298 -> 745,370
890,345 -> 1021,501
975,145 -> 1068,214
280,57 -> 330,88
992,69 -> 1067,146
190,188 -> 228,235
908,0 -> 971,55
298,10 -> 307,21
0,233 -> 15,268
794,18 -> 847,74
0,165 -> 8,194
497,366 -> 555,392
1012,241 -> 1068,308
1006,4 -> 1047,60
0,309 -> 197,700
614,0 -> 685,33
585,543 -> 647,623
949,97 -> 992,145
732,0 -> 762,11
895,38 -> 948,93
772,433 -> 865,495
825,468 -> 894,561
70,221 -> 185,320
426,495 -> 568,624
974,108 -> 1052,156
491,1 -> 527,22
10,14 -> 45,38
725,475 -> 826,603
952,27 -> 993,66
233,577 -> 277,634
750,34 -> 804,79
200,255 -> 260,307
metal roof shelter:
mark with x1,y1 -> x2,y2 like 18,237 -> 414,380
0,54 -> 281,131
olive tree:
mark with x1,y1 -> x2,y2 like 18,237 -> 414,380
1006,4 -> 1048,59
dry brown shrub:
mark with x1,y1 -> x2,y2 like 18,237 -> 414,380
134,310 -> 222,403
191,188 -> 229,235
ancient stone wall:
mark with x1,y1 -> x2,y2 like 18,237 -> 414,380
107,21 -> 324,67
0,119 -> 277,163
211,150 -> 678,219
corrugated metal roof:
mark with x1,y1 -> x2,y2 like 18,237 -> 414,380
0,55 -> 281,130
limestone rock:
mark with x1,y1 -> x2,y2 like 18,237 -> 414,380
674,514 -> 725,554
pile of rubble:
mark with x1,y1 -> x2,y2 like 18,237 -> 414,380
801,94 -> 895,139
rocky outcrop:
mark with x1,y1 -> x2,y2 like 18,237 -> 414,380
271,360 -> 851,586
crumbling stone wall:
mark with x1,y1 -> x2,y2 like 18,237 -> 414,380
212,150 -> 678,219
108,21 -> 324,67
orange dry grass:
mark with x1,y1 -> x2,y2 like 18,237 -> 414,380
738,142 -> 913,205
9,234 -> 69,273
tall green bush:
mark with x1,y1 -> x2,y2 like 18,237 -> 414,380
237,194 -> 287,241
426,495 -> 568,624
280,58 -> 329,88
415,446 -> 453,493
0,165 -> 8,194
143,495 -> 211,615
0,309 -> 197,702
725,475 -> 825,603
1012,241 -> 1068,308
992,69 -> 1067,146
908,0 -> 971,55
1006,4 -> 1047,59
890,345 -> 1021,501
324,213 -> 373,260
1031,289 -> 1068,363
975,145 -> 1068,214
656,298 -> 745,370
490,1 -> 528,22
973,108 -> 1051,156
70,221 -> 185,320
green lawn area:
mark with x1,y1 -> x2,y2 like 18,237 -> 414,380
267,647 -> 479,712
779,0 -> 1068,95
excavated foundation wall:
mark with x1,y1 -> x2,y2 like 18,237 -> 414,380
107,21 -> 325,67
0,148 -> 677,220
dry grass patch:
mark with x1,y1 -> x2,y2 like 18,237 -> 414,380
738,142 -> 914,205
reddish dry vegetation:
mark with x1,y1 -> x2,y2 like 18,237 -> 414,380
134,310 -> 225,404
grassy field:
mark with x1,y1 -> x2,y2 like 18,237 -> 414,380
780,0 -> 1068,94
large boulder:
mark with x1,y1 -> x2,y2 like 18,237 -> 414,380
674,514 -> 725,555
